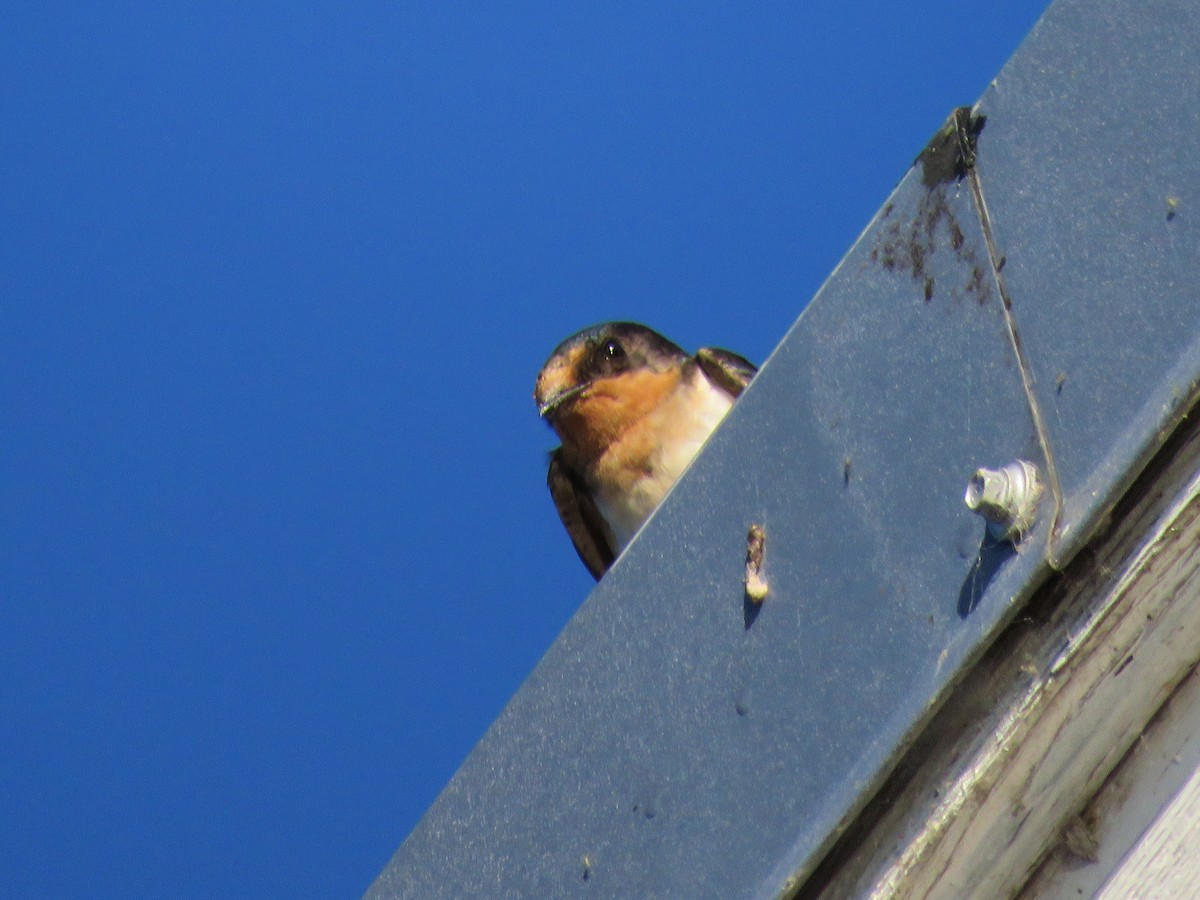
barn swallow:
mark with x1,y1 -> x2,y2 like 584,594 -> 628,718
535,322 -> 756,580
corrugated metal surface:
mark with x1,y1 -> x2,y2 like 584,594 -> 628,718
368,0 -> 1200,895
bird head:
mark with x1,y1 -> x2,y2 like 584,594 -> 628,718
534,322 -> 689,459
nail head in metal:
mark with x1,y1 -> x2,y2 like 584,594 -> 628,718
964,459 -> 1042,541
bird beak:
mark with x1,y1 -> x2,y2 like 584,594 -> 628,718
538,382 -> 589,418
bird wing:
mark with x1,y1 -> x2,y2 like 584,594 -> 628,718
695,347 -> 757,398
547,449 -> 616,581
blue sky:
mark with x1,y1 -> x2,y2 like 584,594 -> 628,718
3,2 -> 1048,895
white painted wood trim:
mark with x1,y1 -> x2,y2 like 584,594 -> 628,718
1019,662 -> 1200,898
1095,761 -> 1200,899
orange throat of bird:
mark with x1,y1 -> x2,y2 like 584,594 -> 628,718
557,367 -> 735,550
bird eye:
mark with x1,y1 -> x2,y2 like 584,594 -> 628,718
586,336 -> 629,378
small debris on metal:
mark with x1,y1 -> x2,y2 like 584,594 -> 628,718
744,524 -> 768,603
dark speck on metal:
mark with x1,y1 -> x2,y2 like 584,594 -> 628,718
367,0 -> 1200,895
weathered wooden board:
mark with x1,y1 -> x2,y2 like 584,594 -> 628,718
1095,765 -> 1200,899
1018,662 -> 1200,897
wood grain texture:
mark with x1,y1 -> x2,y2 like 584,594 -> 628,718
1095,763 -> 1200,899
1019,661 -> 1200,897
